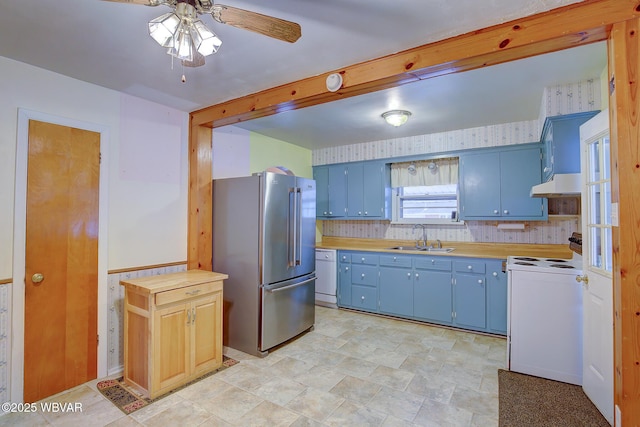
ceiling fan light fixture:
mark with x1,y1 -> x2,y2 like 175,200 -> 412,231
382,110 -> 412,127
191,20 -> 222,56
148,12 -> 181,47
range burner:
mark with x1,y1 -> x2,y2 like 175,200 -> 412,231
546,259 -> 568,263
514,257 -> 539,262
514,261 -> 536,266
550,264 -> 575,269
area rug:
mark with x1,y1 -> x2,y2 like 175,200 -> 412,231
97,356 -> 239,414
498,369 -> 609,426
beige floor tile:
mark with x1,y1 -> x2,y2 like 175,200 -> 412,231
324,399 -> 387,427
41,399 -> 124,427
285,388 -> 345,422
437,363 -> 484,390
366,386 -> 424,422
0,410 -> 51,427
129,394 -> 185,424
196,385 -> 263,423
449,385 -> 499,418
413,399 -> 474,427
334,356 -> 379,378
405,375 -> 456,405
251,376 -> 307,406
329,375 -> 382,404
142,400 -> 211,427
294,366 -> 347,392
289,415 -> 326,427
234,400 -> 300,427
367,365 -> 415,391
104,416 -> 143,427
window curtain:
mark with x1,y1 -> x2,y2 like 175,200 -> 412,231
391,158 -> 459,187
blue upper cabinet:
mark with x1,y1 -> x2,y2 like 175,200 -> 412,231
346,161 -> 389,219
459,144 -> 547,220
314,161 -> 390,220
540,111 -> 599,182
314,164 -> 347,219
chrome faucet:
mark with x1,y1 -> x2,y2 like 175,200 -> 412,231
431,239 -> 442,249
412,224 -> 428,248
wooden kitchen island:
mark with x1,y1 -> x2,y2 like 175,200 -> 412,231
120,270 -> 227,399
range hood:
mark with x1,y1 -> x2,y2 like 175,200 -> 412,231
530,173 -> 581,198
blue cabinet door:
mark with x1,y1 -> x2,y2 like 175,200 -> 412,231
337,262 -> 352,308
362,162 -> 385,218
500,148 -> 545,218
454,274 -> 487,329
486,260 -> 507,335
346,162 -> 364,218
460,152 -> 501,217
351,285 -> 377,311
313,166 -> 329,218
379,266 -> 413,316
413,270 -> 452,324
328,165 -> 347,218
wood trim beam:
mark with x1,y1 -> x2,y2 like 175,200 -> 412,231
191,0 -> 639,128
608,18 -> 640,424
188,122 -> 213,271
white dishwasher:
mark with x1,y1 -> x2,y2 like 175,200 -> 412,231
315,249 -> 337,307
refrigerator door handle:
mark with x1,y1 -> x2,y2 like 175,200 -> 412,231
296,187 -> 302,266
288,187 -> 297,268
265,276 -> 316,293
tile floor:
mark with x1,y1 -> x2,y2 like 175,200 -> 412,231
1,306 -> 506,426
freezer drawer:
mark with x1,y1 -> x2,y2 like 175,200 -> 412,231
260,274 -> 316,352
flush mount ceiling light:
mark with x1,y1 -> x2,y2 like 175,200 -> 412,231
105,0 -> 301,70
382,110 -> 412,127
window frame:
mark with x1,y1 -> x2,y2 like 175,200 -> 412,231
391,184 -> 464,225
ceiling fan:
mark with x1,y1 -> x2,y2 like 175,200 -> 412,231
103,0 -> 301,67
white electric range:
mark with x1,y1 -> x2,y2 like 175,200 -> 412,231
506,250 -> 583,385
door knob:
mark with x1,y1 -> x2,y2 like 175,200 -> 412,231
576,275 -> 589,288
31,273 -> 44,284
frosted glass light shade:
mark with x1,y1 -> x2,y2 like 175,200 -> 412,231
382,110 -> 412,127
148,12 -> 180,47
168,23 -> 195,61
191,20 -> 222,56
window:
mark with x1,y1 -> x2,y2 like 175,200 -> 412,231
390,158 -> 462,225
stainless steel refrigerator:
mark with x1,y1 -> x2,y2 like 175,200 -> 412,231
213,171 -> 316,357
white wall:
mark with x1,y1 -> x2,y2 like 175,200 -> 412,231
0,56 -> 189,277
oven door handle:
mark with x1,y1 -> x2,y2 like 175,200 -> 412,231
266,277 -> 316,293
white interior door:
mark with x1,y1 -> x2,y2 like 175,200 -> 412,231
579,109 -> 613,425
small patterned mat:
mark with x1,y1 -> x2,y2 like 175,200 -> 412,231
97,356 -> 239,414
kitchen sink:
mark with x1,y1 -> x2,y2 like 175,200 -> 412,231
387,246 -> 455,253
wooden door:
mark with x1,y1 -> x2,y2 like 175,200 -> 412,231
24,120 -> 100,403
191,292 -> 222,376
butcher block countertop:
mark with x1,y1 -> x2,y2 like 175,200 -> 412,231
119,270 -> 228,294
316,237 -> 573,260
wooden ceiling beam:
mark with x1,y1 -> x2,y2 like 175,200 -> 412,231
190,0 -> 639,128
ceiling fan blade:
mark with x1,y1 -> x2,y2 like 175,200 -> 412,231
101,0 -> 164,6
212,5 -> 301,43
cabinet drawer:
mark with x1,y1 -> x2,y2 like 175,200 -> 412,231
454,260 -> 486,274
379,254 -> 412,268
414,257 -> 452,271
156,281 -> 221,306
350,265 -> 378,287
351,285 -> 377,311
339,253 -> 351,263
351,253 -> 378,265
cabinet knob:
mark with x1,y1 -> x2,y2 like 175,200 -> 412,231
364,211 -> 368,215
323,211 -> 328,215
361,257 -> 365,262
361,295 -> 365,300
493,209 -> 499,214
431,259 -> 435,263
543,167 -> 550,172
503,210 -> 509,215
407,273 -> 411,277
345,267 -> 349,271
329,211 -> 333,215
478,279 -> 483,284
415,273 -> 419,278
467,265 -> 473,270
393,256 -> 397,260
358,211 -> 362,215
361,273 -> 365,278
492,272 -> 498,277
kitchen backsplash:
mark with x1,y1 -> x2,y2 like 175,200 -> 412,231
314,79 -> 599,245
322,217 -> 579,245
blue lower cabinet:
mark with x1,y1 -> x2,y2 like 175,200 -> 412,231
379,266 -> 413,317
486,260 -> 507,334
454,274 -> 487,330
338,262 -> 352,307
351,285 -> 377,311
413,270 -> 452,324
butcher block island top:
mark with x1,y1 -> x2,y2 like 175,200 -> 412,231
317,237 -> 573,259
120,270 -> 228,399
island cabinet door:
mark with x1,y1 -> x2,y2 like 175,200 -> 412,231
413,270 -> 452,324
153,302 -> 190,395
191,292 -> 223,377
